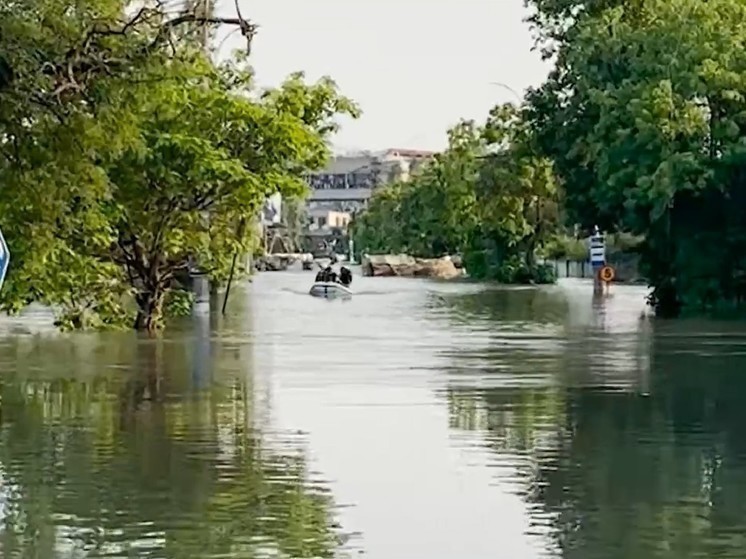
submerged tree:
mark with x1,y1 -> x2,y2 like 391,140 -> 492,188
0,1 -> 358,330
525,0 -> 746,315
467,103 -> 559,281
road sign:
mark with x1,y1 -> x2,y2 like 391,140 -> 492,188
599,265 -> 615,282
589,227 -> 605,269
0,227 -> 9,290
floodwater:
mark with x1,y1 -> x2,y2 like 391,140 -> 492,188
1,271 -> 746,558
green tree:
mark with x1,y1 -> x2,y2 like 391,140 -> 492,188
0,1 -> 358,330
352,121 -> 481,259
525,0 -> 746,315
467,103 -> 559,281
353,110 -> 559,283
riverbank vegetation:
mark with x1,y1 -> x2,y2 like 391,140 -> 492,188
0,1 -> 357,330
542,233 -> 643,262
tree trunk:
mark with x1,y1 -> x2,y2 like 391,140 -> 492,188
651,281 -> 681,318
525,238 -> 537,270
210,281 -> 220,297
134,289 -> 165,331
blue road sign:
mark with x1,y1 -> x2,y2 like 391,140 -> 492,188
0,227 -> 9,290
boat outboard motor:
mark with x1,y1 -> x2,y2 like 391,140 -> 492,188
339,266 -> 352,286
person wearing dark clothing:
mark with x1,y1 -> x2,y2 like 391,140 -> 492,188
339,266 -> 352,286
316,265 -> 333,282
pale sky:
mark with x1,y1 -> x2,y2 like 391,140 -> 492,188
217,0 -> 551,152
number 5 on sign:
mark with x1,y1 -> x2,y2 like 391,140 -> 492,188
0,227 -> 10,291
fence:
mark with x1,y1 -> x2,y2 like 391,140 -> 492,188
543,259 -> 594,279
543,253 -> 643,283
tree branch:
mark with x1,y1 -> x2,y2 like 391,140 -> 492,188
43,5 -> 259,105
151,14 -> 259,55
149,198 -> 178,255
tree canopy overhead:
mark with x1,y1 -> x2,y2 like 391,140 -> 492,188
0,0 -> 359,330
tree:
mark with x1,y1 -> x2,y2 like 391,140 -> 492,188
468,103 -> 560,280
105,66 -> 357,330
524,0 -> 746,315
0,1 -> 359,330
352,113 -> 559,283
352,121 -> 482,259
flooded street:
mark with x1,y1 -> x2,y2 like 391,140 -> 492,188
2,271 -> 746,558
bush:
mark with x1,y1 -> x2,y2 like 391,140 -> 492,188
541,233 -> 644,261
542,235 -> 587,260
463,247 -> 556,284
533,263 -> 557,284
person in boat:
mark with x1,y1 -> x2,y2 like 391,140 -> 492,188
316,265 -> 334,282
339,266 -> 352,286
314,263 -> 326,282
327,266 -> 338,283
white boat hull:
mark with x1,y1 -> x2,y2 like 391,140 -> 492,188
309,282 -> 352,298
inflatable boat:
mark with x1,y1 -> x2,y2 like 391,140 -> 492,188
309,281 -> 352,298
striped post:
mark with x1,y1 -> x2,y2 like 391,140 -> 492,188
589,226 -> 606,292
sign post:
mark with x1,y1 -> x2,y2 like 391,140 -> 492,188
589,226 -> 605,293
0,227 -> 9,291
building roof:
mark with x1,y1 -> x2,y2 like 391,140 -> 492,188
310,149 -> 437,176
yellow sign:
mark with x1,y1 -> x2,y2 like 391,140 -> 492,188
599,265 -> 615,282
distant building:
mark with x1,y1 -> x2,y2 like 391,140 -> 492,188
305,148 -> 435,221
308,208 -> 352,231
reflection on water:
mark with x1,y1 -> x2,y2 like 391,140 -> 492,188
443,283 -> 746,558
0,292 -> 344,559
1,273 -> 746,558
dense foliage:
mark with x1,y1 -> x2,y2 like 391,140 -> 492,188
0,0 -> 358,330
352,107 -> 559,284
524,0 -> 746,315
